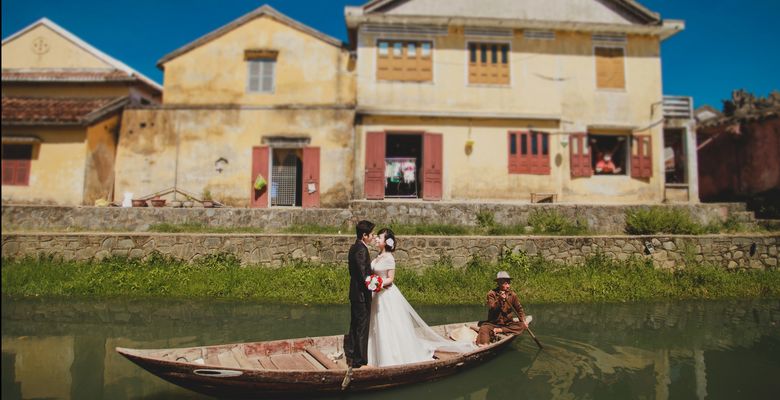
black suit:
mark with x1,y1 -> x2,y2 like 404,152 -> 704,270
345,239 -> 372,367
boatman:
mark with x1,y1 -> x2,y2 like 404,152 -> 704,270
476,271 -> 527,346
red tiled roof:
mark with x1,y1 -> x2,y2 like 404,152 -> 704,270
1,96 -> 126,125
1,69 -> 134,83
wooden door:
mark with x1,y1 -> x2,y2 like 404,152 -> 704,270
302,147 -> 320,208
365,132 -> 386,200
423,132 -> 443,201
251,146 -> 269,208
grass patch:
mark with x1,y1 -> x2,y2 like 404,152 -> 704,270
625,207 -> 767,235
625,207 -> 706,235
527,209 -> 587,235
3,252 -> 778,304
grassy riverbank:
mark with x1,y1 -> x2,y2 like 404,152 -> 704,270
3,252 -> 778,304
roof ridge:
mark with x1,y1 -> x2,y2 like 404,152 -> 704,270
2,18 -> 162,92
157,4 -> 345,68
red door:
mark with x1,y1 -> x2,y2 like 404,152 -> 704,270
302,147 -> 320,208
365,132 -> 386,200
423,132 -> 443,201
251,146 -> 269,208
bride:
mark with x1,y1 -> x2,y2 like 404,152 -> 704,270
367,228 -> 475,367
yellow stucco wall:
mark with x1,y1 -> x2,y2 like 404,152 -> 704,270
161,15 -> 355,106
83,115 -> 120,204
357,30 -> 660,121
1,128 -> 87,205
1,24 -> 111,69
355,29 -> 665,203
114,108 -> 355,207
357,116 -> 664,204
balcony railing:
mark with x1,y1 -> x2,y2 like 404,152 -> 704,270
663,96 -> 693,120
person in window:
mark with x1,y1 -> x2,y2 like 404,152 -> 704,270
595,153 -> 621,174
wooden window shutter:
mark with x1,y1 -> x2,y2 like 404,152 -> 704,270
570,133 -> 592,177
631,135 -> 653,179
302,147 -> 320,208
508,132 -> 519,173
469,43 -> 510,85
377,41 -> 391,80
596,47 -> 625,89
251,146 -> 269,208
509,131 -> 550,175
364,132 -> 386,200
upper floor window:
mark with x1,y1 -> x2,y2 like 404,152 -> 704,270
2,144 -> 32,186
595,47 -> 625,90
245,49 -> 278,93
469,42 -> 510,85
376,40 -> 433,82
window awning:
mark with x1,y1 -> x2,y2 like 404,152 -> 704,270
1,135 -> 41,144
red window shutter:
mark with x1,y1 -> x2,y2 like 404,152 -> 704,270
251,146 -> 269,208
302,147 -> 320,208
365,131 -> 386,200
2,151 -> 32,186
2,160 -> 15,185
509,131 -> 550,175
519,132 -> 530,174
537,132 -> 551,175
570,133 -> 592,178
631,135 -> 653,179
423,132 -> 443,201
17,160 -> 31,185
508,132 -> 518,173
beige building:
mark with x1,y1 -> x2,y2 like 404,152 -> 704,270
346,0 -> 695,204
1,18 -> 162,205
113,5 -> 356,207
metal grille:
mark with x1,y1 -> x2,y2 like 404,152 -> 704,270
271,154 -> 297,207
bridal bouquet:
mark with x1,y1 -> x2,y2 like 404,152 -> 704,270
365,274 -> 383,292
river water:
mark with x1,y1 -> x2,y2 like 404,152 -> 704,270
2,297 -> 778,399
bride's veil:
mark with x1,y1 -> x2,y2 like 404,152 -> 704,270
397,290 -> 477,353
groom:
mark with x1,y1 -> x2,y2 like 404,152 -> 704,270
345,220 -> 375,368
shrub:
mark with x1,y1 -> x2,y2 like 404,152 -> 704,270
476,211 -> 496,228
625,207 -> 702,235
527,209 -> 587,235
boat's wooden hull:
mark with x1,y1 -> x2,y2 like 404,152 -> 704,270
116,322 -> 518,399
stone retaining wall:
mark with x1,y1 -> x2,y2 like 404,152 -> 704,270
3,232 -> 776,270
2,202 -> 745,234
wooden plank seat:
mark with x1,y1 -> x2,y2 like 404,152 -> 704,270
305,347 -> 340,370
269,353 -> 319,371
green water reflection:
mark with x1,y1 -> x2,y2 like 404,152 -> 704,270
2,297 -> 778,399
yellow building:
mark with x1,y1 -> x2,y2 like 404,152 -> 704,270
1,18 -> 162,205
346,0 -> 694,203
113,5 -> 356,207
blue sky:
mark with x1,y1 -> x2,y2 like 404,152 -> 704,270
2,0 -> 778,109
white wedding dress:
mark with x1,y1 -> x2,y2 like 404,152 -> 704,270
367,252 -> 476,367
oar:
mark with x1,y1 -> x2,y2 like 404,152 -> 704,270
509,303 -> 543,350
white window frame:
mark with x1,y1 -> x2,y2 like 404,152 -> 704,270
247,59 -> 276,94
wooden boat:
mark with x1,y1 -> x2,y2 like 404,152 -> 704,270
116,321 -> 522,399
